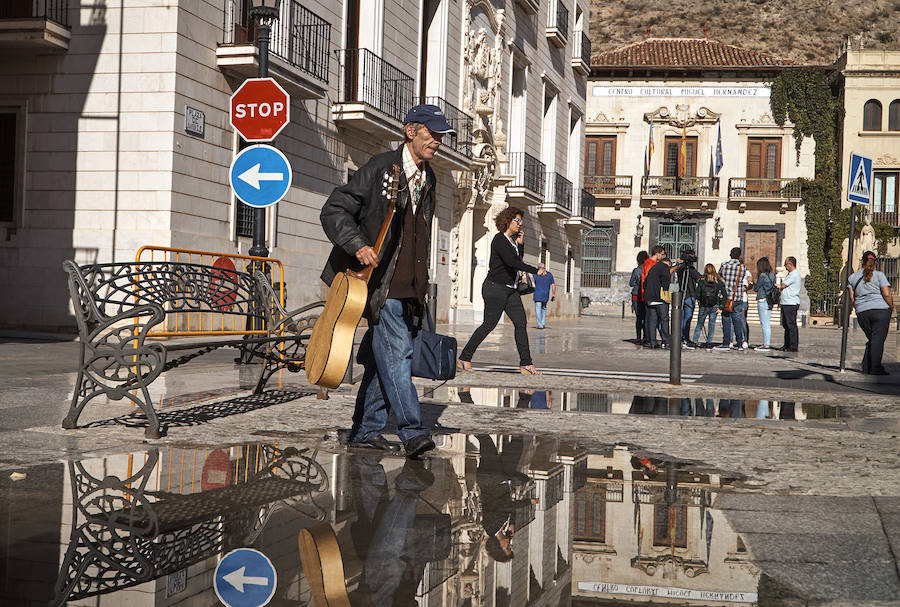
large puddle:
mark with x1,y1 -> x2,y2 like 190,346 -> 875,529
420,386 -> 842,420
3,434 -> 890,606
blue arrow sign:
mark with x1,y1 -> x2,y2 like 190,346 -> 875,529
230,145 -> 292,208
214,548 -> 277,607
848,153 -> 873,205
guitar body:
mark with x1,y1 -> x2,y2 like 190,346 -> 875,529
305,271 -> 368,389
305,164 -> 402,389
298,524 -> 351,607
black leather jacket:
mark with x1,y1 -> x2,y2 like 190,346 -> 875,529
319,145 -> 435,324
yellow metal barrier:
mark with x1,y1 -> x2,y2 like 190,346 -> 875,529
135,245 -> 286,337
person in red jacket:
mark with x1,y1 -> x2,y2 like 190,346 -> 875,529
640,246 -> 665,343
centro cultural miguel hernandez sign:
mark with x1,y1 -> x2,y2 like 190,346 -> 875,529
592,86 -> 770,98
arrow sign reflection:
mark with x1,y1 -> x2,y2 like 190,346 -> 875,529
223,566 -> 270,592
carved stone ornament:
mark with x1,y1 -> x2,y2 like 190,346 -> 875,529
645,105 -> 721,127
875,153 -> 900,167
464,2 -> 505,120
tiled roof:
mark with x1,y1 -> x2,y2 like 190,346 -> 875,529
592,38 -> 795,69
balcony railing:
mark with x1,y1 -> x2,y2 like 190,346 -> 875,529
641,176 -> 719,197
0,0 -> 68,25
584,175 -> 632,197
551,1 -> 569,41
419,95 -> 472,159
545,172 -> 573,211
728,178 -> 802,200
222,0 -> 330,83
507,152 -> 546,196
577,189 -> 595,219
336,48 -> 415,124
575,29 -> 590,64
872,209 -> 899,227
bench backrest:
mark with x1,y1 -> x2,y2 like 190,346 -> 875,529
64,260 -> 265,336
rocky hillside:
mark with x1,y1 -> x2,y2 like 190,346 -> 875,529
589,0 -> 900,65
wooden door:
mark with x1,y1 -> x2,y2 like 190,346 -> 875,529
744,230 -> 778,279
747,138 -> 781,194
584,136 -> 616,194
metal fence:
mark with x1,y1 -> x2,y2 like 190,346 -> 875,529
551,1 -> 569,41
0,0 -> 68,24
574,29 -> 591,64
420,95 -> 472,159
577,189 -> 595,221
506,151 -> 546,195
222,0 -> 331,83
545,172 -> 573,211
728,177 -> 801,199
642,175 -> 719,197
584,174 -> 632,197
336,48 -> 414,124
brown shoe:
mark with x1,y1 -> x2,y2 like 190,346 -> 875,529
520,365 -> 541,375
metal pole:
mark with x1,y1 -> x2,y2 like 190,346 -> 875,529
669,290 -> 683,385
248,20 -> 271,258
839,202 -> 857,372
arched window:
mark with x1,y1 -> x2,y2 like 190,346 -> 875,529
863,99 -> 882,131
889,100 -> 900,131
582,227 -> 614,288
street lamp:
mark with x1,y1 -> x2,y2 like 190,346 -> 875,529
247,0 -> 281,258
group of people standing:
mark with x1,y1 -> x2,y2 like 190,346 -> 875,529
630,246 -> 802,352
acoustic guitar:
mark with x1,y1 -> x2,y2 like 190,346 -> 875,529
305,165 -> 401,388
298,524 -> 351,607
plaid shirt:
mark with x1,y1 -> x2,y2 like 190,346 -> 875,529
401,144 -> 426,214
719,258 -> 747,299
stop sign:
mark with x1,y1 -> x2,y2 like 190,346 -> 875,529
230,77 -> 290,142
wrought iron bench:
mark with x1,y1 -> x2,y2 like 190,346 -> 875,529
62,259 -> 324,438
52,445 -> 328,606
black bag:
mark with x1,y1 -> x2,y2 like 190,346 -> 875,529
765,275 -> 781,307
412,304 -> 457,380
699,279 -> 719,307
516,272 -> 535,296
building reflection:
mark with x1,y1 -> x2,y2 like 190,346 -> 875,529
6,436 -> 770,605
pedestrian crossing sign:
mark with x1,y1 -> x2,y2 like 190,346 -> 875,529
848,153 -> 873,204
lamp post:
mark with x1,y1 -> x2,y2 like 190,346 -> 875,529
247,0 -> 281,258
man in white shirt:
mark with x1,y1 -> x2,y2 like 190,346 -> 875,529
778,256 -> 801,352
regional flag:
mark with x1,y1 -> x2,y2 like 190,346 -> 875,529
678,125 -> 687,177
715,122 -> 723,176
645,118 -> 655,176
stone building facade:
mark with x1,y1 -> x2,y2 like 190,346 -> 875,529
582,38 -> 815,311
0,0 -> 590,332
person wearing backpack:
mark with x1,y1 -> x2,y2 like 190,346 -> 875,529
752,257 -> 776,352
692,263 -> 726,347
673,247 -> 702,348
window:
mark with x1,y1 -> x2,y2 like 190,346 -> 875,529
873,171 -> 899,225
890,100 -> 900,131
864,99 -> 882,131
0,112 -> 15,224
584,136 -> 615,176
653,504 -> 687,548
664,136 -> 697,177
566,247 -> 574,293
540,239 -> 548,266
574,485 -> 606,542
582,227 -> 613,288
747,138 -> 781,192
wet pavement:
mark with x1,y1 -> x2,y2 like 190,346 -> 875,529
2,317 -> 900,605
4,437 -> 900,606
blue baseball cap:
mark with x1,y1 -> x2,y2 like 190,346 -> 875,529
403,104 -> 455,134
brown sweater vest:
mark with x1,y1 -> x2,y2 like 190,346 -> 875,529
387,199 -> 428,301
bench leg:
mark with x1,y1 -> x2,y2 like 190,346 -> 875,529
254,355 -> 281,394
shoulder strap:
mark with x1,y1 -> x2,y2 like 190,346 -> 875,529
852,275 -> 864,293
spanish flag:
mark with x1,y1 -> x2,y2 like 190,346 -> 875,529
678,125 -> 687,178
645,118 -> 655,176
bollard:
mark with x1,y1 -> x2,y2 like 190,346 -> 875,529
622,300 -> 626,319
428,282 -> 438,326
669,291 -> 683,385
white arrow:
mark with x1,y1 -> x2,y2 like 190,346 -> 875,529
222,566 -> 269,592
238,163 -> 284,190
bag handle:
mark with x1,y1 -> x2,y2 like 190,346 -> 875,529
423,293 -> 436,332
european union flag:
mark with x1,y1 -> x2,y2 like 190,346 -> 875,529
715,122 -> 723,176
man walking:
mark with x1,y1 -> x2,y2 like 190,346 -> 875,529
643,247 -> 671,349
778,256 -> 801,352
532,262 -> 555,329
320,104 -> 455,457
716,247 -> 748,351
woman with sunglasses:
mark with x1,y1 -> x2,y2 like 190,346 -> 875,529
848,250 -> 894,375
458,206 -> 547,374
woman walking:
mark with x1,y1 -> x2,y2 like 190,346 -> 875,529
753,257 -> 776,352
458,206 -> 547,375
849,250 -> 894,375
692,264 -> 726,347
629,251 -> 649,344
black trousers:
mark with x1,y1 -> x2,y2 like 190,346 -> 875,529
632,300 -> 646,341
857,307 -> 891,374
460,280 -> 532,366
646,302 -> 670,347
780,304 -> 799,350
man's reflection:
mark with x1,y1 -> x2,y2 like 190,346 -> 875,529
475,435 -> 537,562
349,455 -> 441,604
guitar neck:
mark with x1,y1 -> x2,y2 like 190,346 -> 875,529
353,164 -> 401,283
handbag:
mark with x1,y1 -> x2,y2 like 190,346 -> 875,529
412,303 -> 457,380
723,264 -> 742,313
516,271 -> 535,296
765,274 -> 781,307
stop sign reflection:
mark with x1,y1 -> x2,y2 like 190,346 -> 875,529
230,77 -> 290,142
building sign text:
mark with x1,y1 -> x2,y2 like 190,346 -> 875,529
592,86 -> 770,98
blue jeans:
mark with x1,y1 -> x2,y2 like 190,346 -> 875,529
534,300 -> 548,328
682,297 -> 696,338
352,298 -> 429,443
757,299 -> 771,346
692,306 -> 718,344
722,300 -> 747,345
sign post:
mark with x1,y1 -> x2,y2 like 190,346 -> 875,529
839,153 -> 873,372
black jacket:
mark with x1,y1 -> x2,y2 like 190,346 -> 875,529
643,262 -> 671,304
320,146 -> 436,324
674,263 -> 702,298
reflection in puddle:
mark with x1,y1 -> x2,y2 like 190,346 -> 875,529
423,386 -> 842,420
1,438 -> 858,605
